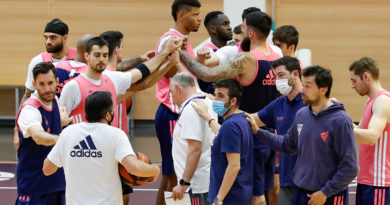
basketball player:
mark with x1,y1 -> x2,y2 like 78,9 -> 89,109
60,36 -> 181,127
14,18 -> 76,150
55,33 -> 95,97
43,91 -> 160,205
178,11 -> 281,205
349,57 -> 390,204
246,65 -> 358,205
199,11 -> 232,94
154,1 -> 201,204
23,18 -> 76,102
15,62 -> 72,205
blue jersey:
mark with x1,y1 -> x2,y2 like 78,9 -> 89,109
16,97 -> 65,196
258,93 -> 306,186
208,113 -> 253,204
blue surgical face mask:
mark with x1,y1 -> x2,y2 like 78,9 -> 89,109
212,100 -> 229,116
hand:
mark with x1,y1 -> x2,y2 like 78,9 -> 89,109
168,51 -> 180,65
141,50 -> 155,62
308,191 -> 327,205
13,127 -> 19,150
192,99 -> 211,121
181,36 -> 189,50
196,47 -> 211,64
205,93 -> 215,100
165,37 -> 183,53
60,106 -> 73,127
172,184 -> 187,200
245,113 -> 259,134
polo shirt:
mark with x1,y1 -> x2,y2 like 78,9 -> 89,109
257,93 -> 306,186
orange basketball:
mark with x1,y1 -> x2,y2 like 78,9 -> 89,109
119,152 -> 154,186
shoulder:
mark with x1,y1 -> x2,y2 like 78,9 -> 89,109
29,54 -> 43,65
62,79 -> 79,90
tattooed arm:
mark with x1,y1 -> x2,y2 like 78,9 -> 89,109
179,50 -> 255,82
117,56 -> 143,72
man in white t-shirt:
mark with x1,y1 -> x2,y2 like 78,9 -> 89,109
169,73 -> 217,205
59,36 -> 181,126
43,91 -> 160,205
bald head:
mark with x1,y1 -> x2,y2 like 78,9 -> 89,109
76,33 -> 95,63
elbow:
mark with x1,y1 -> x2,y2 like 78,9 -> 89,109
42,168 -> 51,176
126,163 -> 142,176
367,136 -> 381,146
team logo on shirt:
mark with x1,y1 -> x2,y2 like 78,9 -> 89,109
320,131 -> 329,143
70,135 -> 102,158
263,69 -> 276,85
297,124 -> 303,136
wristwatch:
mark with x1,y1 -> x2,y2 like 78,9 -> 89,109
179,179 -> 191,186
213,197 -> 223,204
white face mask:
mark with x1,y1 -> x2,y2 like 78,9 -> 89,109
276,78 -> 293,95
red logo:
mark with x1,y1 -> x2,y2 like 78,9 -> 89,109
321,131 -> 329,143
262,69 -> 276,85
276,116 -> 284,121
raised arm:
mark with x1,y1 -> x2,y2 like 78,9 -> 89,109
354,95 -> 390,145
117,50 -> 155,72
129,38 -> 182,84
179,50 -> 253,82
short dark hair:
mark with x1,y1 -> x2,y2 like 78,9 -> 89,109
273,25 -> 299,51
303,65 -> 333,98
349,57 -> 379,80
245,11 -> 272,39
85,91 -> 113,123
86,37 -> 109,54
271,56 -> 301,79
234,25 -> 242,34
241,7 -> 261,21
171,0 -> 201,21
33,62 -> 57,81
204,11 -> 223,28
100,31 -> 124,58
213,79 -> 242,105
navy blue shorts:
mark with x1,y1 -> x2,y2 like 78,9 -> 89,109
121,180 -> 134,195
292,187 -> 348,205
356,183 -> 390,205
155,103 -> 179,176
253,142 -> 276,196
15,191 -> 65,205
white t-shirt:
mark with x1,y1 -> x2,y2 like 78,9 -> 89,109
216,44 -> 283,65
59,70 -> 133,115
25,54 -> 66,91
17,92 -> 56,138
172,94 -> 217,193
47,122 -> 135,205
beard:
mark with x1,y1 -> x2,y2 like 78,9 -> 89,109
240,37 -> 251,52
39,91 -> 56,103
93,63 -> 107,73
46,42 -> 64,53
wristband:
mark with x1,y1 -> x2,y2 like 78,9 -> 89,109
208,118 -> 215,126
135,63 -> 150,79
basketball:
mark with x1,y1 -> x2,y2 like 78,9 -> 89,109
119,152 -> 154,186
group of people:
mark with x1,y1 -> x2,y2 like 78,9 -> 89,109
12,0 -> 390,205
